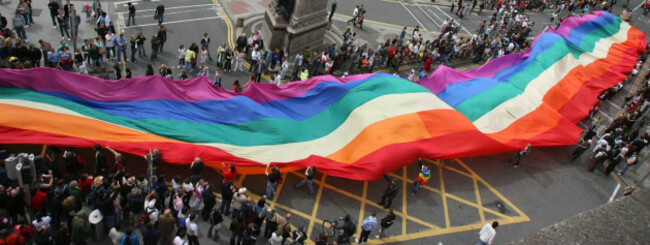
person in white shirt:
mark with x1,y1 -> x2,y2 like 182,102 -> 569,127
249,48 -> 261,72
105,31 -> 116,60
186,214 -> 199,244
269,232 -> 283,245
32,213 -> 52,230
173,229 -> 188,245
477,221 -> 498,245
274,72 -> 282,86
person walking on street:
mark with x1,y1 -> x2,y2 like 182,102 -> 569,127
207,206 -> 223,241
73,10 -> 81,38
329,0 -> 337,22
12,11 -> 27,42
200,33 -> 212,61
186,214 -> 199,245
136,31 -> 146,57
357,211 -> 377,244
264,165 -> 281,199
476,221 -> 498,245
376,209 -> 396,239
48,0 -> 60,28
150,34 -> 159,60
347,5 -> 359,24
158,26 -> 167,52
378,174 -> 398,208
155,2 -> 165,26
505,143 -> 532,168
412,159 -> 431,195
127,3 -> 136,26
618,151 -> 638,176
294,166 -> 316,195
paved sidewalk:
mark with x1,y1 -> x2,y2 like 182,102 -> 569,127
513,187 -> 650,244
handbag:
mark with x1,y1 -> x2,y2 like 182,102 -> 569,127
153,12 -> 158,19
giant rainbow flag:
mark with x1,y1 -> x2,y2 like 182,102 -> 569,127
0,12 -> 646,180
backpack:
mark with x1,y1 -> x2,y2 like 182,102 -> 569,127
139,208 -> 155,224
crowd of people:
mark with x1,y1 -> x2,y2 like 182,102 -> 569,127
571,52 -> 650,176
0,142 -> 438,244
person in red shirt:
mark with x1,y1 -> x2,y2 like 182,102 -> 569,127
423,55 -> 433,73
221,163 -> 238,184
30,189 -> 48,213
78,174 -> 94,194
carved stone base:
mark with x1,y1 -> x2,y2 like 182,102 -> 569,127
261,0 -> 328,55
261,7 -> 289,51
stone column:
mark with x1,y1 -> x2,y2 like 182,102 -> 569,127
286,0 -> 328,55
261,0 -> 328,55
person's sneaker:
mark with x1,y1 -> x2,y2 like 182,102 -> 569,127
67,38 -> 71,41
355,238 -> 359,244
25,25 -> 29,28
53,26 -> 57,29
61,37 -> 65,40
262,195 -> 267,199
375,235 -> 380,239
514,165 -> 518,168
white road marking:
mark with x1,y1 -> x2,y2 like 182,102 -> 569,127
115,3 -> 221,14
633,1 -> 645,11
114,0 -> 159,5
121,16 -> 223,29
415,3 -> 441,28
399,0 -> 429,32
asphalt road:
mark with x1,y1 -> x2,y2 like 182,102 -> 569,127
330,0 -> 650,37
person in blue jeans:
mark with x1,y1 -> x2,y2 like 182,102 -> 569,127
294,166 -> 316,195
115,33 -> 127,63
264,165 -> 281,199
220,181 -> 235,216
155,2 -> 164,26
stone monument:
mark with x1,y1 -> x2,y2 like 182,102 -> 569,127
261,0 -> 328,55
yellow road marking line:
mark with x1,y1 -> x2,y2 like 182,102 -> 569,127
401,166 -> 408,236
269,173 -> 287,209
306,175 -> 327,241
473,177 -> 486,224
426,158 -> 473,178
439,159 -> 451,228
456,159 -> 531,221
289,172 -> 440,229
357,181 -> 368,239
377,215 -> 530,244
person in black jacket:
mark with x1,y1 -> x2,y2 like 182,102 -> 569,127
378,175 -> 399,209
0,12 -> 7,30
202,184 -> 216,220
376,209 -> 396,239
157,26 -> 166,52
220,181 -> 235,216
235,33 -> 247,53
48,0 -> 59,28
208,206 -> 223,241
142,223 -> 161,245
155,2 -> 165,26
93,145 -> 107,177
